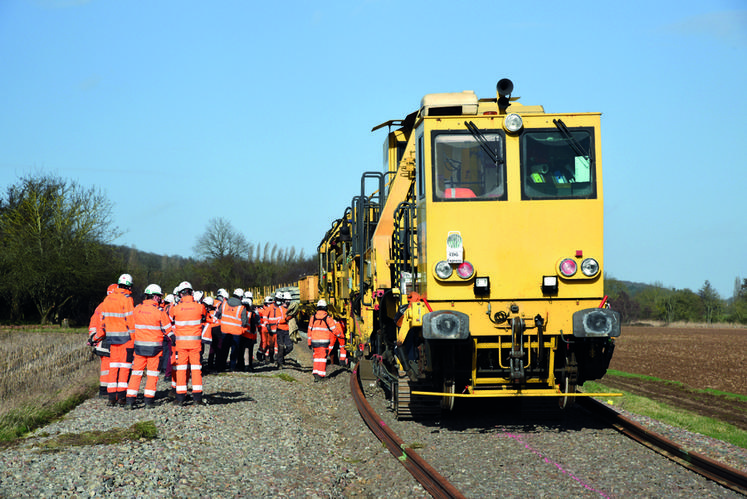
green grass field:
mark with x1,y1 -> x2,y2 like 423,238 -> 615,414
583,375 -> 747,449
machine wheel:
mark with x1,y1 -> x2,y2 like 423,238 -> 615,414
559,352 -> 578,410
558,375 -> 577,410
441,379 -> 456,412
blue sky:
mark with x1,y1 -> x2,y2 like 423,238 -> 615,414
1,0 -> 745,298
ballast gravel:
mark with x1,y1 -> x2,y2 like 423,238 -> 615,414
1,336 -> 745,498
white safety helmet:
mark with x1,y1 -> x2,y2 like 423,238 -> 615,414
193,290 -> 204,303
317,299 -> 327,308
243,290 -> 253,300
217,288 -> 229,300
164,294 -> 175,304
179,281 -> 192,292
203,296 -> 214,307
242,297 -> 253,307
274,291 -> 283,300
118,273 -> 133,287
233,288 -> 245,298
264,295 -> 273,305
282,291 -> 292,301
144,284 -> 162,296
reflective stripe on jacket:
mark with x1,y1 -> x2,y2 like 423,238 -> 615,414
218,299 -> 247,336
169,295 -> 206,350
307,311 -> 336,348
132,299 -> 173,356
266,303 -> 286,332
97,288 -> 135,346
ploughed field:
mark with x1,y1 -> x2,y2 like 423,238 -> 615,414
603,326 -> 747,431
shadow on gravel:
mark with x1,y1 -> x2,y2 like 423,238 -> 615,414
205,391 -> 256,405
249,359 -> 311,374
411,398 -> 610,435
148,389 -> 255,406
326,366 -> 351,380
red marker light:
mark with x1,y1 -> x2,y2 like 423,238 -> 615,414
559,258 -> 577,277
456,261 -> 475,279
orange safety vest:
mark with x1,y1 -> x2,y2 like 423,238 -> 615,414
258,305 -> 269,333
219,300 -> 246,336
132,299 -> 173,356
169,295 -> 206,350
201,309 -> 215,345
266,303 -> 286,333
97,288 -> 135,346
307,311 -> 337,348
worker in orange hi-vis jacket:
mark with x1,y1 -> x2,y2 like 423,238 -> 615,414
202,295 -> 218,365
94,273 -> 135,406
307,299 -> 341,382
215,288 -> 248,372
87,283 -> 118,398
169,281 -> 209,406
328,317 -> 348,367
125,284 -> 175,410
272,291 -> 294,369
257,295 -> 275,363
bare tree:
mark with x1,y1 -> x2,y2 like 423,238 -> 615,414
193,217 -> 250,260
0,173 -> 120,323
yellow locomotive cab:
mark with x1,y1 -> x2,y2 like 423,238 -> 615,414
313,79 -> 621,418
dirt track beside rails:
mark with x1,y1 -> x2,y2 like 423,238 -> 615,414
603,326 -> 747,430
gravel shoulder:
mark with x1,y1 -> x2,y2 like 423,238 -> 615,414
1,332 -> 745,498
0,340 -> 424,498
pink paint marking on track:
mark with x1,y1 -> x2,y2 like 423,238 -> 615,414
498,432 -> 611,498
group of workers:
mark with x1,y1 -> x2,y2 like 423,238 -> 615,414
87,273 -> 348,409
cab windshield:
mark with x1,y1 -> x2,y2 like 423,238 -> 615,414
432,131 -> 506,201
521,128 -> 596,200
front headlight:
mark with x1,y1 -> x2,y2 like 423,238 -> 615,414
581,258 -> 600,277
435,260 -> 453,279
503,113 -> 523,133
572,308 -> 621,337
423,310 -> 470,340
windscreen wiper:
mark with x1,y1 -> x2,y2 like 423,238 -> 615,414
465,121 -> 503,166
552,119 -> 591,161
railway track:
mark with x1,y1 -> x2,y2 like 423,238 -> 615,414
351,361 -> 747,497
578,397 -> 747,496
349,363 -> 466,499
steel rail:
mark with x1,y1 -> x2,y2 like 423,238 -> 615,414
350,363 -> 466,499
578,397 -> 747,496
